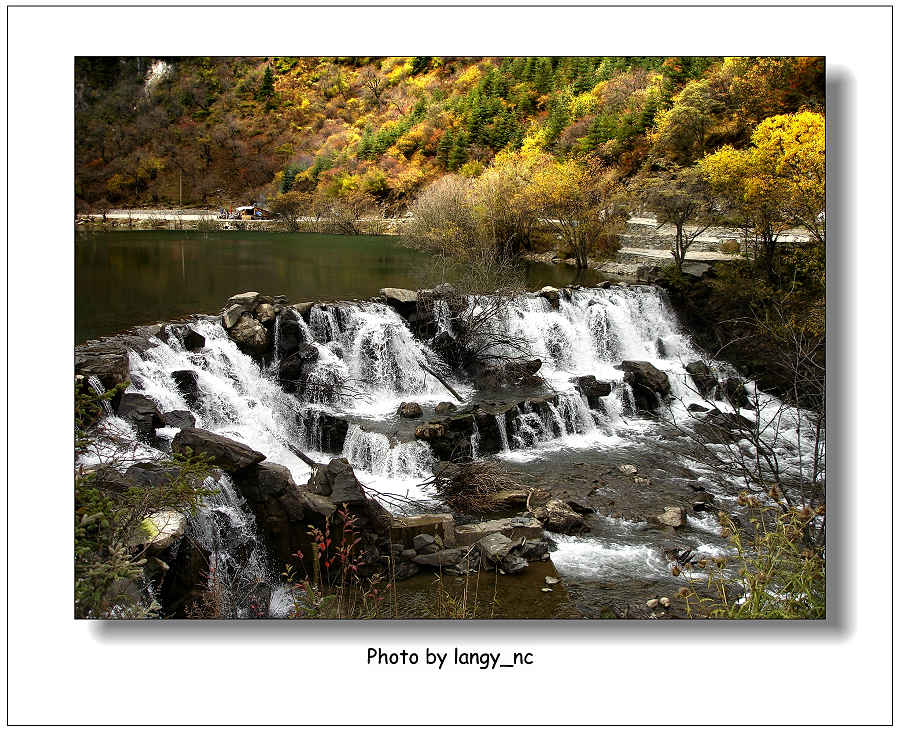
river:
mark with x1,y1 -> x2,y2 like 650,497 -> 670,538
75,230 -> 599,344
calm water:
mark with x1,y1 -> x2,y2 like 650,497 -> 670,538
75,231 -> 598,343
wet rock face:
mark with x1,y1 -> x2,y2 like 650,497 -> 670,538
278,344 -> 319,393
725,377 -> 752,409
474,359 -> 542,390
299,409 -> 349,452
397,402 -> 423,419
571,375 -> 613,409
532,499 -> 590,535
75,339 -> 130,392
228,314 -> 271,355
171,369 -> 200,407
116,393 -> 165,437
685,360 -> 717,400
617,360 -> 671,412
276,311 -> 306,358
172,428 -> 266,472
162,410 -> 195,429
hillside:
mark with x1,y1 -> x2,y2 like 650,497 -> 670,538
74,56 -> 824,213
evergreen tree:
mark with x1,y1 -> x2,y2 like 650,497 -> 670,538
436,131 -> 453,168
534,58 -> 554,94
257,64 -> 275,106
448,133 -> 469,171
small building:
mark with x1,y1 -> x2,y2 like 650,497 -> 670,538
234,205 -> 273,220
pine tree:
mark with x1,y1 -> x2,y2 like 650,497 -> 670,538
448,133 -> 469,171
534,58 -> 554,94
436,131 -> 453,168
257,65 -> 275,105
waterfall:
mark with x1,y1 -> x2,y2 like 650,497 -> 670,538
87,375 -> 112,415
494,414 -> 510,452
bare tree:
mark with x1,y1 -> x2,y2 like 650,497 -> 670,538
359,69 -> 387,110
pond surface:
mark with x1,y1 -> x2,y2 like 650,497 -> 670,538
75,230 -> 597,343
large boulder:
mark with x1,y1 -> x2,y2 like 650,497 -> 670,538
171,369 -> 200,407
159,535 -> 209,618
571,375 -> 613,409
233,461 -> 321,567
474,359 -> 542,390
278,344 -> 319,393
254,302 -> 276,325
222,304 -> 246,329
171,428 -> 265,472
379,287 -> 418,315
412,548 -> 464,568
306,458 -> 392,541
652,506 -> 687,529
228,291 -> 260,307
695,410 -> 756,444
532,499 -> 590,535
685,361 -> 717,400
228,314 -> 271,355
397,402 -> 423,419
75,339 -> 130,392
162,410 -> 195,429
477,532 -> 515,564
125,461 -> 179,488
116,393 -> 164,437
538,286 -> 561,308
276,310 -> 306,358
617,360 -> 671,412
130,510 -> 186,553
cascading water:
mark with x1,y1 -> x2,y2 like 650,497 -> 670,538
94,284 -> 820,615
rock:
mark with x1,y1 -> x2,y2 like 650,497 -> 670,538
434,401 -> 457,415
228,314 -> 271,355
685,361 -> 717,399
171,369 -> 200,406
182,326 -> 206,351
400,548 -> 417,560
618,464 -> 638,475
538,286 -> 560,308
417,543 -> 441,555
682,262 -> 711,279
415,422 -> 446,440
455,516 -> 544,545
124,461 -> 178,488
565,497 -> 594,515
477,532 -> 514,563
500,554 -> 528,575
541,587 -> 553,593
223,303 -> 246,329
653,506 -> 687,529
532,499 -> 590,535
725,377 -> 752,409
617,360 -> 671,411
233,461 -> 320,567
394,561 -> 421,581
254,302 -> 276,325
278,344 -> 319,393
413,534 -> 436,552
276,311 -> 306,358
159,534 -> 210,617
162,410 -> 195,429
228,291 -> 260,307
687,403 -> 709,414
390,514 -> 456,548
696,411 -> 756,444
172,428 -> 266,472
298,409 -> 349,452
397,402 -> 423,419
475,359 -> 542,389
75,339 -> 130,392
379,287 -> 418,315
412,548 -> 464,568
132,510 -> 186,553
518,538 -> 553,561
659,597 -> 671,608
646,598 -> 659,609
307,458 -> 366,505
292,302 -> 315,320
599,280 -> 612,289
116,393 -> 164,436
571,375 -> 613,409
545,576 -> 561,585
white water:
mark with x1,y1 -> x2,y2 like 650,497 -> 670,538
100,285 -> 821,606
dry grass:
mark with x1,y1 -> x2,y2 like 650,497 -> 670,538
422,459 -> 532,513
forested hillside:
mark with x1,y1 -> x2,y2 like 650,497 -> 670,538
74,56 -> 824,212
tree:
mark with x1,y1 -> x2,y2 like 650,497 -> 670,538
270,191 -> 307,230
652,78 -> 721,163
633,165 -> 720,272
257,64 -> 275,107
530,158 -> 627,269
700,111 -> 825,278
360,69 -> 386,110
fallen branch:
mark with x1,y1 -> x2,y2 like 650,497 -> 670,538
420,362 -> 464,403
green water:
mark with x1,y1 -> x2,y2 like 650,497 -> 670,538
75,230 -> 598,344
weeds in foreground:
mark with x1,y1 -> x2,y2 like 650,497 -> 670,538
679,496 -> 825,619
